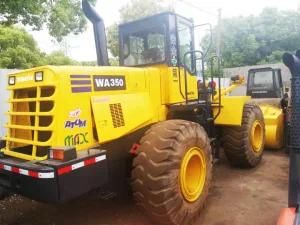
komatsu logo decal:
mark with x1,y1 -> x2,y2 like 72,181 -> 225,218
17,76 -> 34,83
93,75 -> 126,91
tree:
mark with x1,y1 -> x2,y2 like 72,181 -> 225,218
79,61 -> 97,66
0,25 -> 79,69
202,8 -> 300,68
107,0 -> 171,58
0,0 -> 96,42
0,26 -> 44,69
43,51 -> 77,65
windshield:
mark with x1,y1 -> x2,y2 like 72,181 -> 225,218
249,70 -> 273,88
122,25 -> 166,66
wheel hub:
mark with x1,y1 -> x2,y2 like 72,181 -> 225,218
180,147 -> 206,203
250,120 -> 263,153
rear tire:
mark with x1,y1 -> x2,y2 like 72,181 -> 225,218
222,103 -> 265,167
131,120 -> 212,225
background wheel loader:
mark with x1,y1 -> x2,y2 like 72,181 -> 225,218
229,67 -> 289,150
246,67 -> 289,149
0,1 -> 267,225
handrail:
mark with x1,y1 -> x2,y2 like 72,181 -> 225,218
208,55 -> 222,120
182,51 -> 223,121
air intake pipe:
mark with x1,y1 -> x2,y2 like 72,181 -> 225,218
282,50 -> 300,208
82,0 -> 109,66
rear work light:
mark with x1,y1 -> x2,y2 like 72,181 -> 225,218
48,147 -> 77,161
35,71 -> 43,82
8,76 -> 15,85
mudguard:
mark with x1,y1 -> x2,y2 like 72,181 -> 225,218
214,96 -> 251,126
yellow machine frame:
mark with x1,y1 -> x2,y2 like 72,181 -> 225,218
3,64 -> 250,161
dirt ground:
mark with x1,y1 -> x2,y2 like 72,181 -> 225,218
0,151 -> 288,225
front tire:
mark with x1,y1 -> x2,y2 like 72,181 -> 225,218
131,120 -> 212,225
222,103 -> 265,167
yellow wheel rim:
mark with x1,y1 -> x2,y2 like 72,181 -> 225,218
250,120 -> 263,153
180,147 -> 206,203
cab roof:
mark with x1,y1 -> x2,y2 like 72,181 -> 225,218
119,11 -> 193,29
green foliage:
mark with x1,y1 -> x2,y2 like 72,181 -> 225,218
0,25 -> 43,69
0,0 -> 96,42
258,50 -> 286,65
203,8 -> 300,68
107,24 -> 119,58
109,57 -> 119,66
107,0 -> 171,57
0,25 -> 79,69
43,51 -> 77,65
119,0 -> 171,22
79,61 -> 97,66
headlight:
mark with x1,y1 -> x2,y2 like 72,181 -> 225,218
35,71 -> 43,82
8,76 -> 15,85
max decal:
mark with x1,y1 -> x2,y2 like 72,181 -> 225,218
64,132 -> 88,146
65,119 -> 87,128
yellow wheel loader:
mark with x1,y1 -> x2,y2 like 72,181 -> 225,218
0,1 -> 266,225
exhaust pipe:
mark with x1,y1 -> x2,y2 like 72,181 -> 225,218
82,0 -> 109,66
283,50 -> 300,76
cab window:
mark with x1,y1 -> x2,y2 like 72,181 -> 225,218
123,25 -> 166,66
249,70 -> 274,88
273,70 -> 282,88
177,21 -> 193,72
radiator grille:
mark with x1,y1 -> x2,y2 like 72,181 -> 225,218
4,86 -> 56,160
109,103 -> 125,128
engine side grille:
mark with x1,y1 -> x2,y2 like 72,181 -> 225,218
109,103 -> 125,128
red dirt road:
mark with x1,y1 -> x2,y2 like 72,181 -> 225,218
0,151 -> 288,225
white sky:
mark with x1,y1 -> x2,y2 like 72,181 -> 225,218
29,0 -> 300,61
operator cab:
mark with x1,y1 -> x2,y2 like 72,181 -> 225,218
247,67 -> 284,98
119,12 -> 195,70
